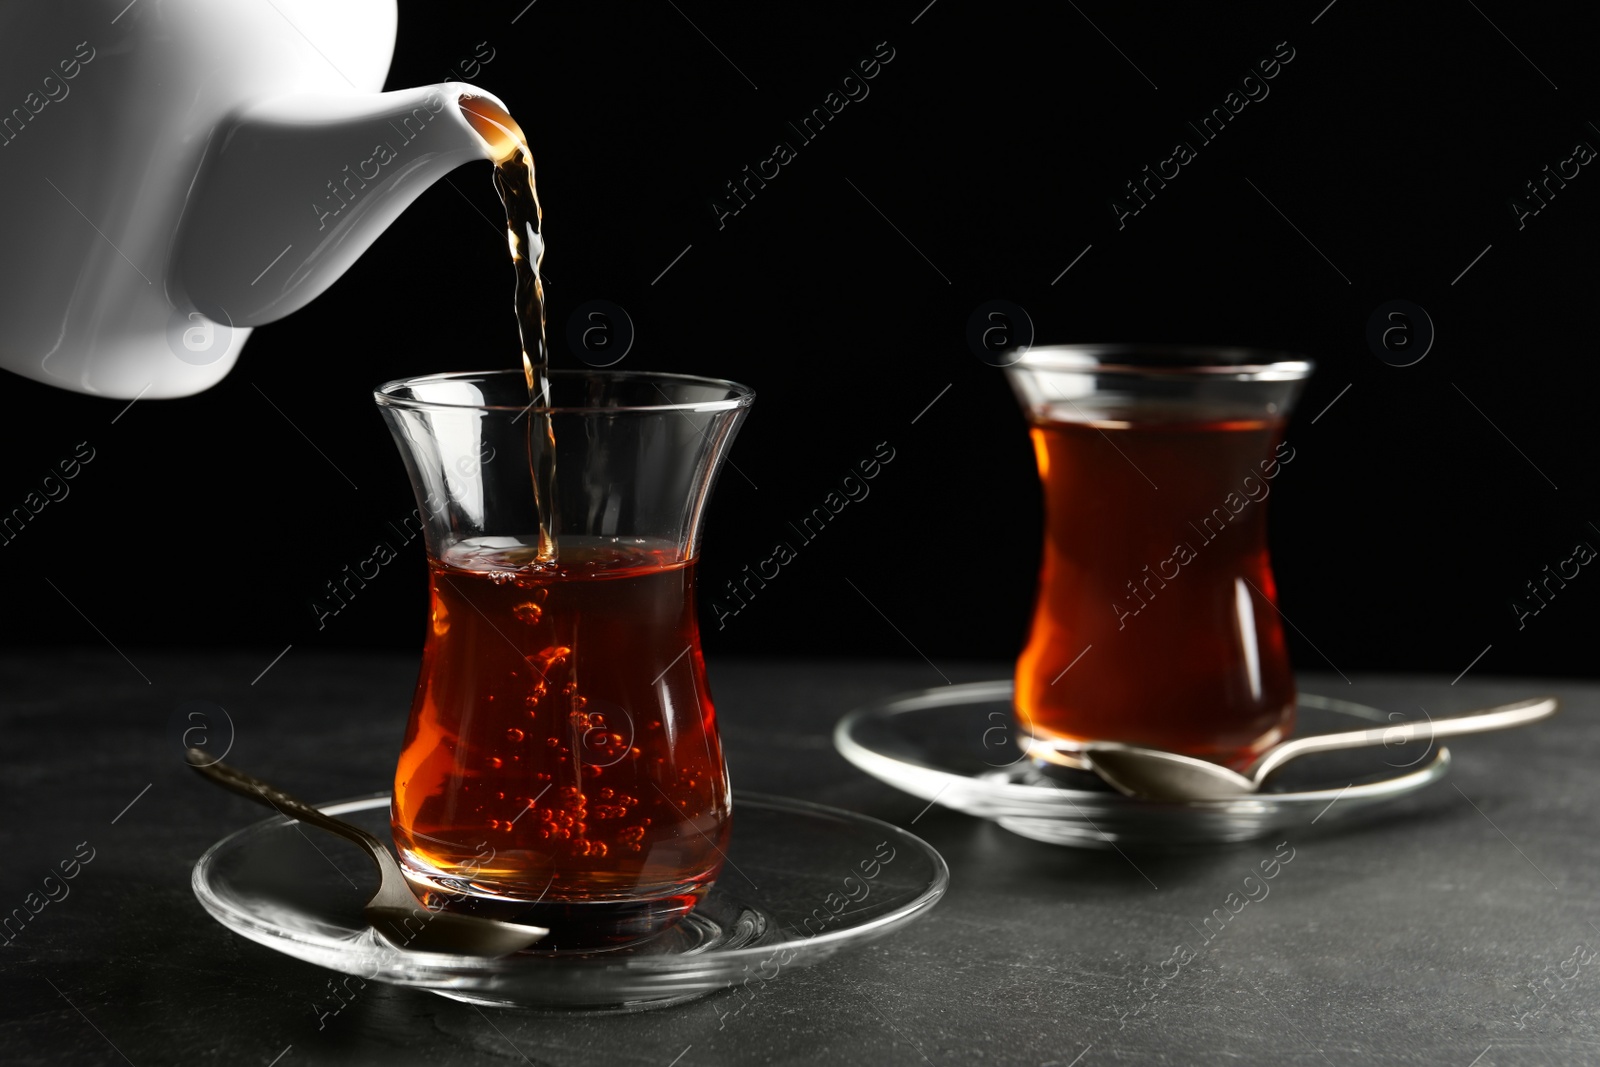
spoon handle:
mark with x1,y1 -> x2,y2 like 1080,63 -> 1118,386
186,748 -> 390,869
1249,696 -> 1558,784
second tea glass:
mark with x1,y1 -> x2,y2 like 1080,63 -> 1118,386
1005,345 -> 1312,770
375,369 -> 753,946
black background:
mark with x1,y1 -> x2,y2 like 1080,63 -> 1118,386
3,1 -> 1596,680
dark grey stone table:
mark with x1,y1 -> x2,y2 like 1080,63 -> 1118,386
2,650 -> 1595,1065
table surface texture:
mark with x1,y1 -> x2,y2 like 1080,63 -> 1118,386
1,650 -> 1595,1066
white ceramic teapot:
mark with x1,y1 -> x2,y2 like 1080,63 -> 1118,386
0,0 -> 510,398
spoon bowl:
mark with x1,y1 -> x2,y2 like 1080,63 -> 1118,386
1077,744 -> 1258,801
186,748 -> 547,956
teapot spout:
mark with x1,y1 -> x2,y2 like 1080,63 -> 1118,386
173,83 -> 508,327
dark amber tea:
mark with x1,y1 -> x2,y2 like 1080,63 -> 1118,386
392,537 -> 729,943
1013,412 -> 1298,769
377,95 -> 751,945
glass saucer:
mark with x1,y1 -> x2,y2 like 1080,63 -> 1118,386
192,792 -> 947,1011
834,681 -> 1452,848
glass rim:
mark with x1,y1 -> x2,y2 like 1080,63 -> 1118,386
1007,343 -> 1313,380
373,368 -> 757,415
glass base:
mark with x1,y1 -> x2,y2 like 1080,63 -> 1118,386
402,869 -> 712,950
1019,719 -> 1292,772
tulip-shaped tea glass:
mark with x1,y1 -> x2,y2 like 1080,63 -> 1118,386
375,369 -> 753,946
1005,346 -> 1312,770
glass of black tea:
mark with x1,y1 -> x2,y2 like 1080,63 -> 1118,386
1004,345 -> 1312,771
374,369 -> 754,946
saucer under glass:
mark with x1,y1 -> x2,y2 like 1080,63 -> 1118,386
192,792 -> 947,1011
834,681 -> 1451,848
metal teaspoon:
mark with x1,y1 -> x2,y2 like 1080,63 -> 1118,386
187,748 -> 547,956
1079,696 -> 1558,802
